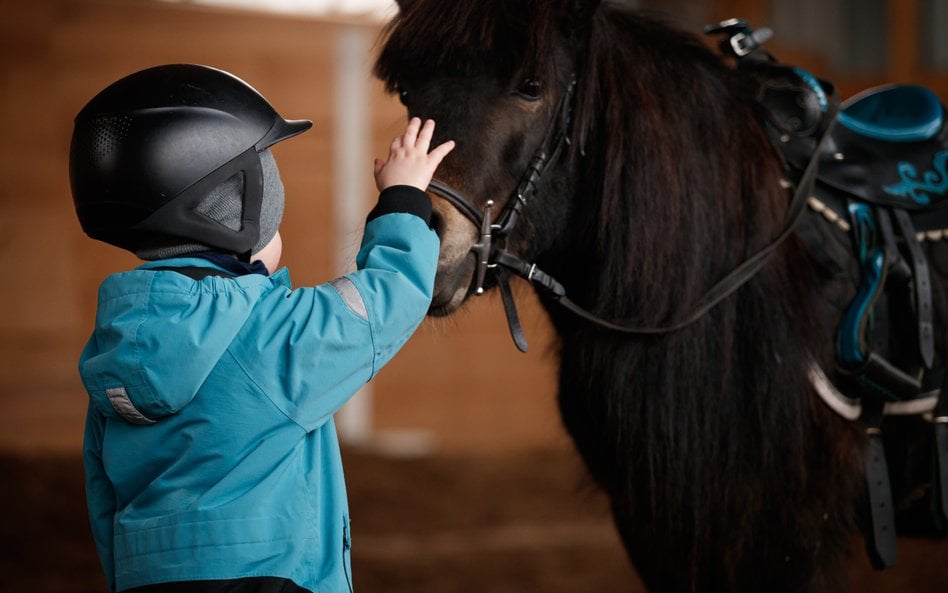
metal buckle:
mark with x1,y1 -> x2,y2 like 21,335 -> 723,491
471,200 -> 494,295
730,32 -> 753,57
705,18 -> 773,59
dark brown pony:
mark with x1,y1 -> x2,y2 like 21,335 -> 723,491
375,1 -> 946,591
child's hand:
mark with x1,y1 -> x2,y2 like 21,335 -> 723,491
374,117 -> 455,192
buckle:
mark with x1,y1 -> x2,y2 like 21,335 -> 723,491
704,18 -> 773,59
729,32 -> 754,57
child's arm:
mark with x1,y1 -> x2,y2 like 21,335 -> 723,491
232,119 -> 452,432
350,117 -> 452,370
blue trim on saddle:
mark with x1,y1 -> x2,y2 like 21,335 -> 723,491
836,203 -> 884,366
883,151 -> 948,206
837,249 -> 885,366
838,85 -> 943,143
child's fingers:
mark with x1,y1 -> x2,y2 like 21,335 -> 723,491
373,158 -> 384,176
427,139 -> 455,164
401,117 -> 422,149
415,119 -> 436,150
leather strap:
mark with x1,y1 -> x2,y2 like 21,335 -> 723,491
498,270 -> 529,353
490,112 -> 834,336
891,209 -> 935,368
859,395 -> 898,569
854,354 -> 922,400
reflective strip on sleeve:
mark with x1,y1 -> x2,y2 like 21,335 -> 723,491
330,277 -> 369,321
106,387 -> 156,425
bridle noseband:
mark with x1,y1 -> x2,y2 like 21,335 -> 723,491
429,76 -> 576,291
428,68 -> 836,352
426,77 -> 575,351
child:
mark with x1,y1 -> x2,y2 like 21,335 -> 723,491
70,64 -> 453,593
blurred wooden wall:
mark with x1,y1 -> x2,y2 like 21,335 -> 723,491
3,0 -> 944,456
0,0 -> 564,455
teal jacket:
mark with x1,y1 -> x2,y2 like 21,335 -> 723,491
80,190 -> 439,592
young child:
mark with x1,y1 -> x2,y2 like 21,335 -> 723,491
70,64 -> 453,593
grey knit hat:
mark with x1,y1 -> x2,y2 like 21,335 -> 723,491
136,150 -> 284,261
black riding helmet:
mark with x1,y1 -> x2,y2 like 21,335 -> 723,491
70,64 -> 312,257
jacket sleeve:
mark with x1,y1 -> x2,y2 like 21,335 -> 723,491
232,186 -> 439,432
83,404 -> 117,593
349,185 -> 439,370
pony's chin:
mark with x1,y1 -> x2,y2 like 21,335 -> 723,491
428,261 -> 477,316
428,283 -> 472,316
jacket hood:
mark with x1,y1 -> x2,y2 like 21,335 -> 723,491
79,263 -> 270,424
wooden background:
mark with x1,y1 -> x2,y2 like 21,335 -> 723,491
0,0 -> 565,455
1,0 -> 946,456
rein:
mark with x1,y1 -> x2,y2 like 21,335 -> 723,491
428,62 -> 838,352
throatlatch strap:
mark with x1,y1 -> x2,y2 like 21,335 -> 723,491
860,395 -> 898,569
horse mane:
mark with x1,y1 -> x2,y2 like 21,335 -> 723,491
556,6 -> 854,582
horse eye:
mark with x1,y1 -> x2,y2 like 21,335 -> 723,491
514,78 -> 543,100
395,84 -> 410,106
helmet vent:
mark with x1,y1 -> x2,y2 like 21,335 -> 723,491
90,115 -> 133,160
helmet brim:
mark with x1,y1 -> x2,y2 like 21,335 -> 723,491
258,118 -> 313,151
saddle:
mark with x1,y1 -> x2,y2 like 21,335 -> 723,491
708,18 -> 948,570
811,86 -> 948,388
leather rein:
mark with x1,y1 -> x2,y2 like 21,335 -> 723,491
427,75 -> 837,352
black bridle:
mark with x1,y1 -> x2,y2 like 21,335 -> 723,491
429,78 -> 576,289
428,74 -> 836,352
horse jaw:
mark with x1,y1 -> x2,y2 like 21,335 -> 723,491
428,198 -> 479,315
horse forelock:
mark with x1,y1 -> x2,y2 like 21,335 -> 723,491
375,0 -> 569,91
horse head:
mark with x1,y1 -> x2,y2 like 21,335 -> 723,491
376,0 -> 600,314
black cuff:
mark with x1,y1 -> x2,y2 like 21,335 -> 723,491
366,185 -> 433,227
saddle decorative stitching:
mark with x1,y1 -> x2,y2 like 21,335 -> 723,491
883,151 -> 948,205
807,196 -> 948,241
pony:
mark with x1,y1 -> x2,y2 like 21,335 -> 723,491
374,1 -> 948,591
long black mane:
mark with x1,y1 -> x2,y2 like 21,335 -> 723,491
547,8 -> 860,588
377,2 -> 865,590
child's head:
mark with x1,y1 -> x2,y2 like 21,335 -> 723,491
69,64 -> 311,263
